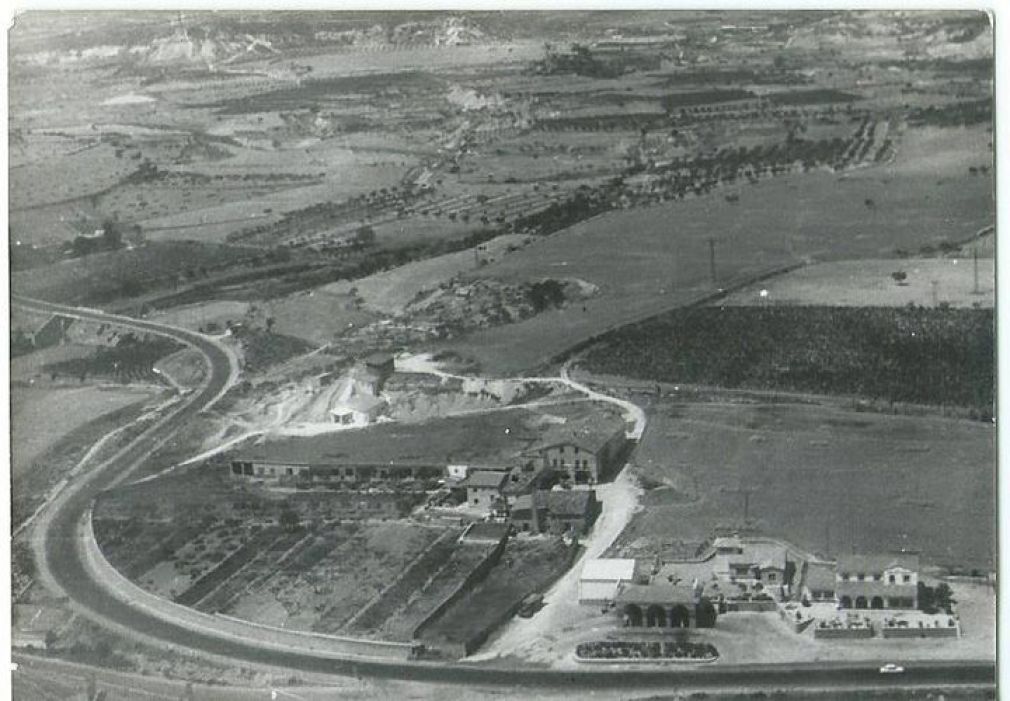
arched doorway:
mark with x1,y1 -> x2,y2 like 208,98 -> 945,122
646,605 -> 667,628
670,604 -> 691,628
623,604 -> 643,627
695,598 -> 718,628
855,596 -> 868,609
870,596 -> 884,609
840,596 -> 852,609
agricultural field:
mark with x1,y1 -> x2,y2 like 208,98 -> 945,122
12,385 -> 163,529
10,240 -> 263,305
439,125 -> 991,373
581,306 -> 993,415
9,8 -> 995,677
419,538 -> 579,655
719,256 -> 994,309
608,398 -> 994,572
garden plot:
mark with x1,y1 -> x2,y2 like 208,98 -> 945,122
220,522 -> 449,634
420,538 -> 578,656
377,541 -> 498,641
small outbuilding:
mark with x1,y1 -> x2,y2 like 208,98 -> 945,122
578,558 -> 637,606
462,470 -> 509,511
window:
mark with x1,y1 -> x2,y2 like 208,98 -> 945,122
552,459 -> 558,468
856,573 -> 865,581
474,498 -> 479,504
889,574 -> 896,584
345,468 -> 354,477
574,446 -> 580,454
841,572 -> 850,581
903,574 -> 911,583
767,573 -> 776,582
873,574 -> 882,582
286,467 -> 294,476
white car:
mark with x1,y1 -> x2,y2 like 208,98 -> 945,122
879,663 -> 905,674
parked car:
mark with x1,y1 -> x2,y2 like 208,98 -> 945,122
879,663 -> 905,674
518,593 -> 544,618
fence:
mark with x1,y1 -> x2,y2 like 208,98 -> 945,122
813,625 -> 875,640
882,624 -> 959,639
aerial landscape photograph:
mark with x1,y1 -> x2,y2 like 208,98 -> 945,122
6,8 -> 996,700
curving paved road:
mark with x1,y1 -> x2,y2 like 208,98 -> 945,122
13,296 -> 995,692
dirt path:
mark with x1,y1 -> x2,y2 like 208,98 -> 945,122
468,467 -> 642,664
396,353 -> 649,664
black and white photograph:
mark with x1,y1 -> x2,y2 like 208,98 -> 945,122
6,7 -> 997,699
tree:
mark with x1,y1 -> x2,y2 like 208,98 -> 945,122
354,225 -> 376,247
891,271 -> 908,285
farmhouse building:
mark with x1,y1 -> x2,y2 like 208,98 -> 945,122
510,489 -> 600,536
330,392 -> 386,426
614,581 -> 718,629
533,414 -> 628,484
835,553 -> 919,610
461,470 -> 509,511
229,432 -> 443,488
713,540 -> 790,587
803,562 -> 837,603
578,558 -> 637,605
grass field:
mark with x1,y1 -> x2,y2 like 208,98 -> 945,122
12,385 -> 159,477
610,398 -> 994,571
430,123 -> 993,374
718,257 -> 994,308
13,385 -> 162,528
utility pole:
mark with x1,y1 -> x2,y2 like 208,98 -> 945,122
973,244 -> 980,295
708,237 -> 717,286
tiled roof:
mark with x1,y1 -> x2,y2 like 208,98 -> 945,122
463,470 -> 509,489
534,414 -> 626,454
581,558 -> 637,582
836,553 -> 919,575
512,489 -> 596,517
614,581 -> 697,605
835,581 -> 917,599
804,562 -> 837,591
